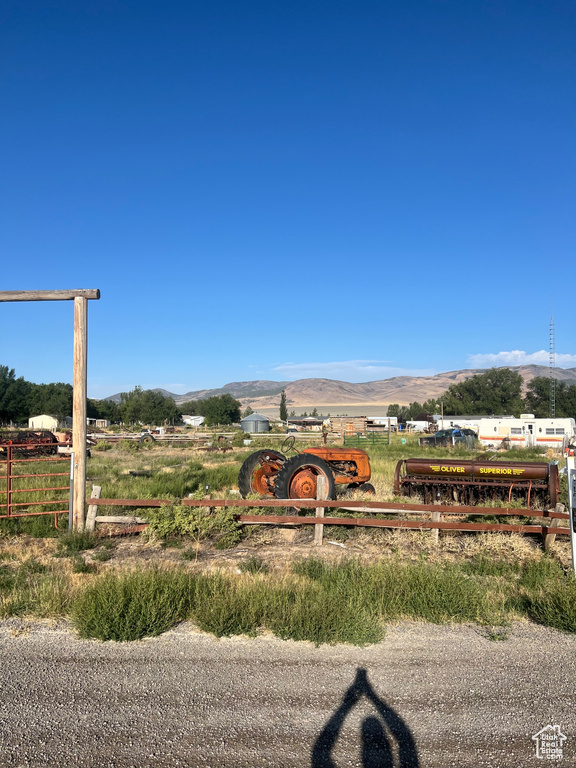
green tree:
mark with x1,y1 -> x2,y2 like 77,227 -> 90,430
279,390 -> 288,422
197,394 -> 241,426
524,377 -> 576,419
0,366 -> 30,424
242,405 -> 254,418
421,399 -> 440,415
523,377 -> 551,418
386,403 -> 411,423
559,383 -> 576,419
87,398 -> 121,423
406,402 -> 424,420
442,368 -> 524,416
119,387 -> 182,425
27,382 -> 73,421
179,400 -> 199,416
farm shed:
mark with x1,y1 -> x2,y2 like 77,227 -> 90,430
87,418 -> 110,429
367,416 -> 397,432
28,414 -> 59,431
287,417 -> 324,431
328,416 -> 368,435
241,413 -> 270,434
182,415 -> 205,427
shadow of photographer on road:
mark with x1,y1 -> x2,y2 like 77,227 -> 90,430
312,668 -> 419,768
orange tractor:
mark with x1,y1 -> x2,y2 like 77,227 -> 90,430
238,435 -> 375,500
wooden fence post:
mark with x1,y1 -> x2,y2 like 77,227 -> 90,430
72,296 -> 88,530
431,497 -> 441,544
85,485 -> 102,533
314,476 -> 327,546
543,503 -> 564,552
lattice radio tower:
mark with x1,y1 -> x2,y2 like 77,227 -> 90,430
549,314 -> 556,418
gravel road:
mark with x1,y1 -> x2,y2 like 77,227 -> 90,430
0,620 -> 574,768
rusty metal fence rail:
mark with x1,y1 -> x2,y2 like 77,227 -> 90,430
0,443 -> 71,525
87,496 -> 570,548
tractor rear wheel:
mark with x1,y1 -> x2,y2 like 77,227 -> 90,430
346,482 -> 376,497
238,450 -> 286,498
274,453 -> 336,500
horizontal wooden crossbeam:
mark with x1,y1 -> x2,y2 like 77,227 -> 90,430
0,289 -> 100,302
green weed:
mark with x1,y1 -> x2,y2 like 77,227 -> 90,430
526,578 -> 576,633
146,503 -> 241,548
93,441 -> 113,451
0,515 -> 65,538
72,557 -> 97,574
238,556 -> 269,574
72,569 -> 193,641
91,550 -> 113,563
54,531 -> 96,557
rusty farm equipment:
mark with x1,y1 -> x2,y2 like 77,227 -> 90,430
0,430 -> 59,457
394,457 -> 559,508
238,436 -> 374,500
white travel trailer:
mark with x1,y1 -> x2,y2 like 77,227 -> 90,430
477,414 -> 576,450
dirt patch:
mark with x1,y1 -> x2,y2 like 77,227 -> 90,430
1,519 -> 572,575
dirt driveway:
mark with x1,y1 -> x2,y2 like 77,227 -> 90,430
0,619 -> 574,767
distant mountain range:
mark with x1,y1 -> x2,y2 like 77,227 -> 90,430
105,365 -> 576,411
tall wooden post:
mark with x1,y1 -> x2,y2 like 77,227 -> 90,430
0,290 -> 100,531
73,297 -> 88,530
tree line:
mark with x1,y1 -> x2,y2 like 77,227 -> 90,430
0,366 -> 242,427
4,364 -> 575,430
386,369 -> 576,422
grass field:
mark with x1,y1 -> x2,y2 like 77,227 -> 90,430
0,433 -> 573,644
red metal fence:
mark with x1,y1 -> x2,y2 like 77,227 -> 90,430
87,496 -> 570,548
0,443 -> 71,525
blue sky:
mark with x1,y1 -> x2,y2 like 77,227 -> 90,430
1,0 -> 575,398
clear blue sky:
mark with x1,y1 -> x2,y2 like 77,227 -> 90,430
1,0 -> 575,398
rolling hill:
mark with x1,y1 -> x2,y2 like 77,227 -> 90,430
105,365 -> 576,416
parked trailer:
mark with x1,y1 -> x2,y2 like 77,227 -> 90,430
394,457 -> 558,508
477,416 -> 575,450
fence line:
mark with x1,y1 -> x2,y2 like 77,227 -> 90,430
87,496 -> 569,517
88,495 -> 569,548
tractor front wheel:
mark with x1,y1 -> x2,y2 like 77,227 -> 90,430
238,450 -> 286,498
274,453 -> 336,500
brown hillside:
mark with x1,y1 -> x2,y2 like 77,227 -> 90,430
238,366 -> 576,412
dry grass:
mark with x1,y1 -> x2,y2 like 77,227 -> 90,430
1,435 -> 572,641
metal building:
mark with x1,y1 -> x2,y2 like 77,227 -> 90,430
240,413 -> 270,433
28,414 -> 59,431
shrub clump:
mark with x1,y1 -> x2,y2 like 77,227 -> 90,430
527,581 -> 576,633
72,569 -> 193,641
54,531 -> 96,557
146,503 -> 241,549
93,441 -> 113,451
